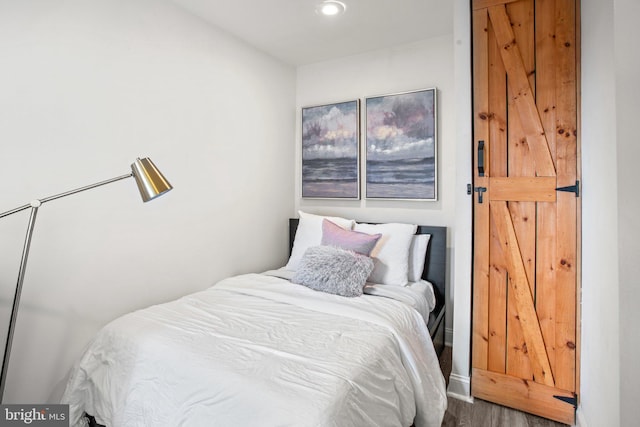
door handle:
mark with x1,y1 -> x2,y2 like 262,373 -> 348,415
478,140 -> 485,177
474,187 -> 487,203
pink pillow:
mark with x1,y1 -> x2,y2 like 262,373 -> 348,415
321,219 -> 381,256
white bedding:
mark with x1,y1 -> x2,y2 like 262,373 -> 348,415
265,268 -> 437,320
62,273 -> 447,427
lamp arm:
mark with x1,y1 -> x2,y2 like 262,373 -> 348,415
0,173 -> 134,220
39,173 -> 133,205
0,171 -> 133,403
0,204 -> 31,220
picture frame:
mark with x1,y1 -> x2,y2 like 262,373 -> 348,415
301,100 -> 360,199
364,88 -> 437,201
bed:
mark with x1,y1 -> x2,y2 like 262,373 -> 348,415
63,213 -> 448,427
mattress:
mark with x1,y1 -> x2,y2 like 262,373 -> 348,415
62,273 -> 447,427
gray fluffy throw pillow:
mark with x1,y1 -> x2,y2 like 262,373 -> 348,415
292,245 -> 374,297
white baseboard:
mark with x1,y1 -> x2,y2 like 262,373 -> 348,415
575,407 -> 588,427
447,389 -> 474,404
447,373 -> 473,403
445,327 -> 453,346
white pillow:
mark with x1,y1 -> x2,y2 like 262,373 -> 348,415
354,222 -> 418,286
408,234 -> 431,282
286,211 -> 354,270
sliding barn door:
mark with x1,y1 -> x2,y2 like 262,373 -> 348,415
471,0 -> 580,424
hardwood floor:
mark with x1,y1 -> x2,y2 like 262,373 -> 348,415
438,346 -> 569,427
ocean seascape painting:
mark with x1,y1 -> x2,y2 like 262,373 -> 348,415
365,89 -> 437,200
301,100 -> 360,199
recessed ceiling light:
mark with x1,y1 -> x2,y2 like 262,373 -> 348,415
316,1 -> 346,16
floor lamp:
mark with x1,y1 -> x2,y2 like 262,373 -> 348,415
0,157 -> 172,402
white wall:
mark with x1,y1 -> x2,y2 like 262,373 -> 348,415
0,0 -> 295,403
448,0 -> 473,402
614,0 -> 640,425
295,35 -> 457,341
580,0 -> 621,425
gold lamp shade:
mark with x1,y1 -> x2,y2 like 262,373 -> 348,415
131,157 -> 173,202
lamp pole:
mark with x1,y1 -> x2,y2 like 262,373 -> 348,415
0,202 -> 39,402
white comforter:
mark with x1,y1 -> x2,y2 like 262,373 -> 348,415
62,273 -> 447,427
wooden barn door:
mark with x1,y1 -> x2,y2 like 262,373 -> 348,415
471,0 -> 580,424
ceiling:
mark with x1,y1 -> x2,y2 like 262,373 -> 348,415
170,0 -> 454,66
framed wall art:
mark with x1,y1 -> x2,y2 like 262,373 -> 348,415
301,100 -> 360,199
365,88 -> 437,200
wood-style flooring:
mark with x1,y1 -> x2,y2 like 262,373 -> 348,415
438,346 -> 569,427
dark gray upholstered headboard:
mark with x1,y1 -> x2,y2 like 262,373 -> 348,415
288,219 -> 447,314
